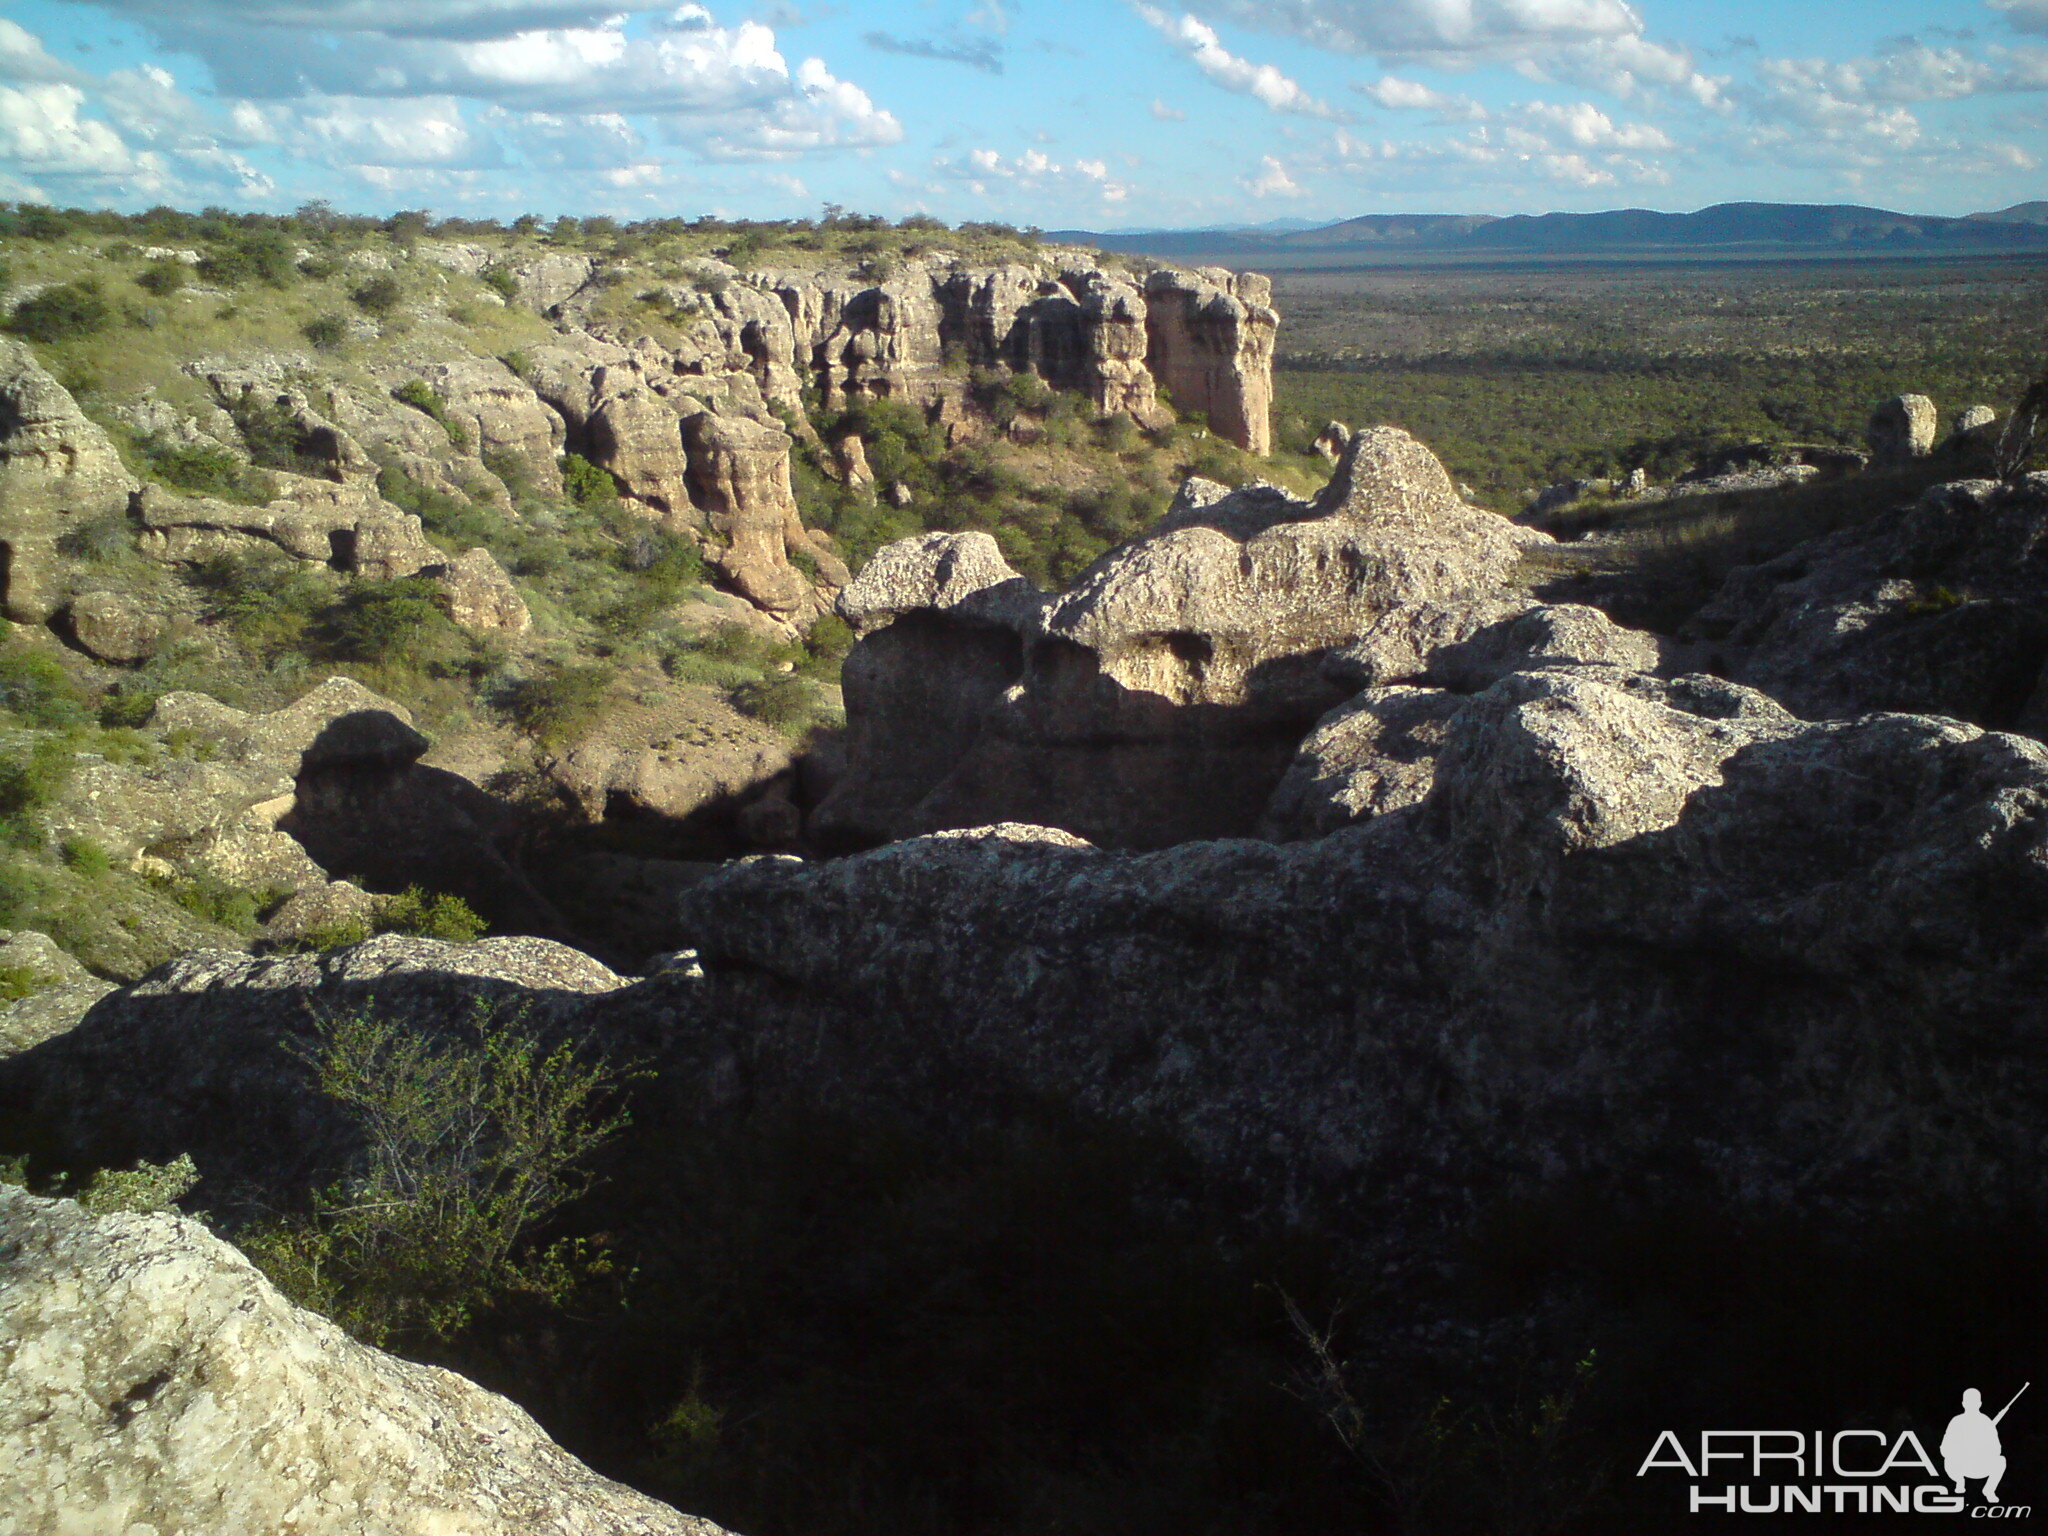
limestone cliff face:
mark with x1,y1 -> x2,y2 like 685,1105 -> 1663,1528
815,428 -> 1548,849
0,245 -> 1279,638
1144,269 -> 1277,457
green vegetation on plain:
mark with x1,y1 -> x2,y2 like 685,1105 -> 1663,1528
1271,257 -> 2048,505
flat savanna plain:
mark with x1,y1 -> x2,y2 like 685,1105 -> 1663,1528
1267,255 -> 2048,504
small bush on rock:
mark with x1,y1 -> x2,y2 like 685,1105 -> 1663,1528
376,886 -> 489,942
78,1153 -> 200,1215
241,1004 -> 633,1344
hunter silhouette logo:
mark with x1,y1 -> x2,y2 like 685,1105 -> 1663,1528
1944,1384 -> 2026,1505
1637,1382 -> 2034,1516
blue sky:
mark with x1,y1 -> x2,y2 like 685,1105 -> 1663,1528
0,0 -> 2042,225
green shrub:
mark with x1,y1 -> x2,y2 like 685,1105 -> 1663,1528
302,313 -> 347,351
351,275 -> 404,317
311,577 -> 464,670
239,1004 -> 633,1344
59,835 -> 112,878
391,379 -> 470,449
617,525 -> 705,586
78,1153 -> 199,1215
197,231 -> 295,288
0,649 -> 89,728
11,280 -> 110,343
481,265 -> 520,301
0,961 -> 55,1002
500,664 -> 614,748
135,435 -> 275,504
0,739 -> 71,846
560,452 -> 621,511
729,672 -> 814,730
160,871 -> 269,933
98,687 -> 159,729
135,259 -> 187,297
227,390 -> 329,477
196,551 -> 332,657
54,511 -> 137,563
376,886 -> 489,942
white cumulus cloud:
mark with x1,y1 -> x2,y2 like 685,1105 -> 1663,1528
1134,6 -> 1348,120
1355,75 -> 1488,120
1243,153 -> 1305,195
1521,100 -> 1673,149
1180,0 -> 1641,65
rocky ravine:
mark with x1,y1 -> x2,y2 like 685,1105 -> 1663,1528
10,433 -> 2047,1236
1,249 -> 1275,641
9,427 -> 2048,1531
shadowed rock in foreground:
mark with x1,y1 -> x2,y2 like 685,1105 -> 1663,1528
0,1183 -> 731,1536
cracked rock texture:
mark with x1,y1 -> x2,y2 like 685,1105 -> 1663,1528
0,1182 -> 731,1536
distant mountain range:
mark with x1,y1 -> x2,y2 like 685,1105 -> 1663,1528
1048,202 -> 2048,264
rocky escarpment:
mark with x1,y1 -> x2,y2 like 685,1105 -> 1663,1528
815,427 -> 1549,849
0,1183 -> 729,1536
518,249 -> 1275,457
2,247 -> 1277,641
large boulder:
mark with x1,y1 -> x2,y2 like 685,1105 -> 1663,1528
0,1184 -> 729,1536
62,590 -> 165,664
434,546 -> 530,634
538,684 -> 802,856
814,428 -> 1551,849
0,339 -> 137,621
1867,393 -> 1939,463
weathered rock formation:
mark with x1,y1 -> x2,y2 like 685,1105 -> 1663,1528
0,1183 -> 730,1536
1867,392 -> 1939,462
1143,268 -> 1277,456
10,649 -> 2048,1247
0,340 -> 137,622
434,545 -> 530,634
1689,473 -> 2048,732
815,427 -> 1550,849
681,411 -> 849,619
61,590 -> 165,664
133,479 -> 441,580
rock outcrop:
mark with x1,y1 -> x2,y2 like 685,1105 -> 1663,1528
1689,474 -> 2048,732
0,931 -> 114,1060
10,655 -> 2048,1247
682,411 -> 848,619
815,427 -> 1550,849
434,546 -> 531,634
0,339 -> 137,622
134,478 -> 440,580
61,590 -> 165,664
1142,268 -> 1277,456
0,1183 -> 730,1536
1867,392 -> 1939,462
